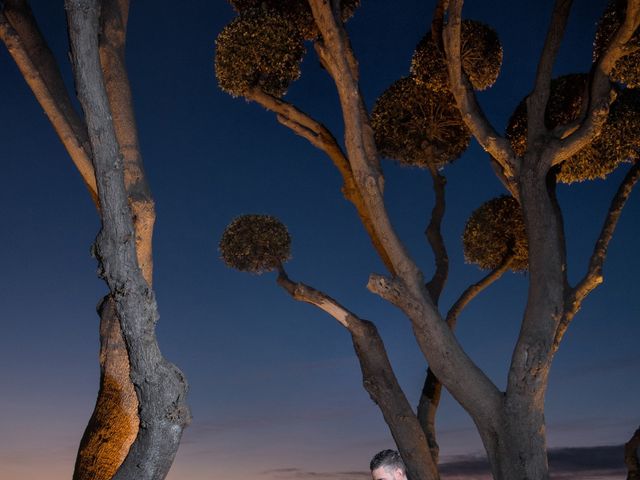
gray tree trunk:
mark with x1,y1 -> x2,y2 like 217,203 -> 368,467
65,1 -> 190,479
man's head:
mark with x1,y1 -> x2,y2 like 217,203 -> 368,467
369,449 -> 407,480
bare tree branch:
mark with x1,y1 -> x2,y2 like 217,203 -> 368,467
99,0 -> 155,285
527,0 -> 573,139
554,160 -> 640,350
431,0 -> 448,47
446,252 -> 515,329
550,0 -> 640,166
309,0 -> 503,428
65,3 -> 190,480
442,0 -> 516,181
246,87 -> 396,273
425,167 -> 448,303
417,252 -> 513,462
0,0 -> 98,203
626,426 -> 640,480
276,268 -> 440,480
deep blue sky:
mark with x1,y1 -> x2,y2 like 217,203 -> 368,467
0,1 -> 638,479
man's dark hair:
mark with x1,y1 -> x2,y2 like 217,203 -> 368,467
370,449 -> 405,472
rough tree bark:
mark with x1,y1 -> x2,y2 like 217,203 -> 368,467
65,1 -> 190,480
277,269 -> 439,480
0,2 -> 143,478
74,0 -> 156,478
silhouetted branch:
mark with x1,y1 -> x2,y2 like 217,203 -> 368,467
425,167 -> 448,303
431,0 -> 448,47
446,252 -> 515,328
554,160 -> 640,350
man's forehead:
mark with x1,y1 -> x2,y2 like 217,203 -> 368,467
371,465 -> 400,480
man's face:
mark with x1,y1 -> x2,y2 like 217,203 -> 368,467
371,465 -> 407,480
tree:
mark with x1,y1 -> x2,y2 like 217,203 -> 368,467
0,1 -> 190,479
216,1 -> 640,479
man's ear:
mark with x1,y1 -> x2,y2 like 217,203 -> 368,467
394,467 -> 405,480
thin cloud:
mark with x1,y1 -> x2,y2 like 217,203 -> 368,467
259,445 -> 628,480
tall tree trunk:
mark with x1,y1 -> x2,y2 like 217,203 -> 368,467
74,1 -> 157,478
486,159 -> 567,480
66,1 -> 190,479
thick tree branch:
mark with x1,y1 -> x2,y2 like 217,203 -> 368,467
554,160 -> 640,350
550,0 -> 640,165
246,87 -> 395,274
276,268 -> 439,480
626,426 -> 640,480
65,3 -> 190,480
527,0 -> 573,139
309,0 -> 502,427
74,1 -> 156,478
442,0 -> 516,181
0,0 -> 98,203
99,0 -> 155,285
425,168 -> 448,303
416,252 -> 513,462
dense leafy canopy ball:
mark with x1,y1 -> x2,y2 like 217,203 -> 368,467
227,0 -> 360,39
215,12 -> 305,97
558,88 -> 640,183
411,20 -> 503,93
593,0 -> 640,88
506,74 -> 588,157
463,196 -> 528,272
371,77 -> 471,168
219,215 -> 291,273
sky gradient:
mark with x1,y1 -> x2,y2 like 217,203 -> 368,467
0,0 -> 638,479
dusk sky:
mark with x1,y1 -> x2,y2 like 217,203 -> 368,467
0,1 -> 638,479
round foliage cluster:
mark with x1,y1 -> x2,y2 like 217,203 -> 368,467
558,87 -> 640,183
593,0 -> 640,88
371,77 -> 471,168
227,0 -> 360,39
462,196 -> 528,272
506,74 -> 588,157
215,11 -> 305,97
219,215 -> 291,273
411,20 -> 503,93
